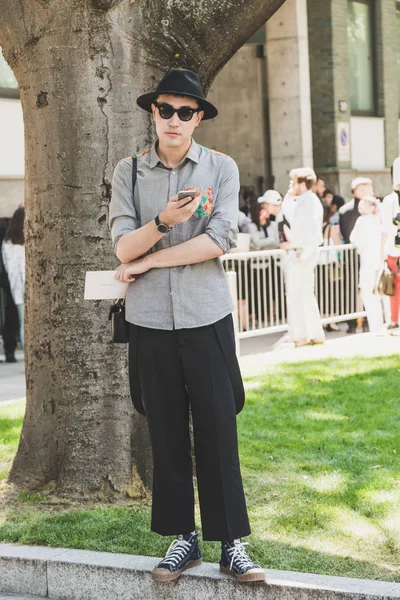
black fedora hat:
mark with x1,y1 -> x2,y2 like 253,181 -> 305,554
137,68 -> 218,121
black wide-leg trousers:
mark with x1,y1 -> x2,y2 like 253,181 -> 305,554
128,314 -> 251,542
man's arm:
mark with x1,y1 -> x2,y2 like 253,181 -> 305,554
116,221 -> 163,263
115,156 -> 240,282
115,234 -> 223,282
110,159 -> 202,263
149,233 -> 223,267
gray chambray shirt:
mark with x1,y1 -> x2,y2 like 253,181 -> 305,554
109,139 -> 239,330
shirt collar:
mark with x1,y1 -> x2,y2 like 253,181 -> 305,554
149,138 -> 200,169
295,190 -> 309,201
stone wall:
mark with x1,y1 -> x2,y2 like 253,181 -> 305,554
0,179 -> 24,218
195,44 -> 267,195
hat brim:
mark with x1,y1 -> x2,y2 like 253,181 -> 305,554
137,91 -> 218,121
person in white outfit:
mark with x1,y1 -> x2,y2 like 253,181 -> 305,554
350,196 -> 385,334
381,158 -> 400,331
283,168 -> 325,346
1,207 -> 25,349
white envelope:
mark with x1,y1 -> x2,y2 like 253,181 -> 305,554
84,271 -> 128,300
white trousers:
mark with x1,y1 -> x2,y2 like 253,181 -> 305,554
360,287 -> 384,334
286,251 -> 325,343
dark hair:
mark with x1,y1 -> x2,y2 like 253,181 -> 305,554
297,177 -> 313,190
317,176 -> 326,184
250,202 -> 262,230
243,188 -> 256,202
4,207 -> 25,245
323,189 -> 334,198
250,202 -> 270,231
331,195 -> 345,211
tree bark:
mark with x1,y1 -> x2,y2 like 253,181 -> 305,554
0,0 -> 286,499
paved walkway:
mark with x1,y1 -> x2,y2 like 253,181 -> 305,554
239,329 -> 400,377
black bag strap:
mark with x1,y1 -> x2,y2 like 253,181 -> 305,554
131,155 -> 140,220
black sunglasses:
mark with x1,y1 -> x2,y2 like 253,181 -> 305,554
154,102 -> 201,122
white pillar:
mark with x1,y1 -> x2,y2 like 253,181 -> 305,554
266,0 -> 313,193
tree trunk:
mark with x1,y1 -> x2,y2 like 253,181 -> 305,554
0,0 -> 286,499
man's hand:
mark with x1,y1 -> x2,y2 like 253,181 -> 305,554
280,242 -> 291,251
160,193 -> 201,228
115,257 -> 151,283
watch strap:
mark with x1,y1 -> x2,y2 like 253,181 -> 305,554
155,214 -> 172,233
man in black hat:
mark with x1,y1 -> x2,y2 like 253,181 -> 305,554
109,69 -> 265,583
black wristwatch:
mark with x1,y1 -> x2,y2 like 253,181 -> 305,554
155,214 -> 172,234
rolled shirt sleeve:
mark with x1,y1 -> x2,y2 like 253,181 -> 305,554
205,157 -> 239,254
109,158 -> 141,253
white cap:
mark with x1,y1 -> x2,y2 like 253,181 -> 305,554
392,157 -> 400,191
257,190 -> 282,205
351,177 -> 372,192
289,167 -> 317,183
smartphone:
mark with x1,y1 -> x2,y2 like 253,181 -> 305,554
178,189 -> 197,205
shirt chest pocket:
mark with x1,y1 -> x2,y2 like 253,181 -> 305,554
184,187 -> 214,219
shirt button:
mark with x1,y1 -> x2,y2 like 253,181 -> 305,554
172,171 -> 176,175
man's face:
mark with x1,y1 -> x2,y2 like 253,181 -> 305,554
291,177 -> 307,197
324,192 -> 334,206
354,183 -> 373,199
151,94 -> 204,149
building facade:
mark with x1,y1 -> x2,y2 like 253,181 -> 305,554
1,0 -> 400,216
196,0 -> 400,199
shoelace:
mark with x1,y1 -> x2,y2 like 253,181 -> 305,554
161,538 -> 192,568
227,541 -> 256,571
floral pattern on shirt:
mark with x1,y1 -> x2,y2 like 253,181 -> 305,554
184,187 -> 214,219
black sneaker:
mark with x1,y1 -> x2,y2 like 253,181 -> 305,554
152,533 -> 202,582
220,540 -> 266,582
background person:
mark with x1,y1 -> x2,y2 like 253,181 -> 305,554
283,168 -> 324,346
382,158 -> 400,332
1,207 -> 25,351
350,196 -> 385,334
0,218 -> 19,362
240,188 -> 257,217
249,190 -> 281,251
312,176 -> 326,202
248,192 -> 282,325
339,177 -> 373,333
329,195 -> 345,225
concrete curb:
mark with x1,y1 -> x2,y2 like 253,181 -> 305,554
1,544 -> 400,600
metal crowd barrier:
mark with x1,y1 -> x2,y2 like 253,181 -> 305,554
222,244 -> 366,340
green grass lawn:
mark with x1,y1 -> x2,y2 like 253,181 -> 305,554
0,356 -> 399,582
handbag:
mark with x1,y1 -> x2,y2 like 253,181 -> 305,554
374,262 -> 394,296
109,287 -> 129,343
109,155 -> 137,343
